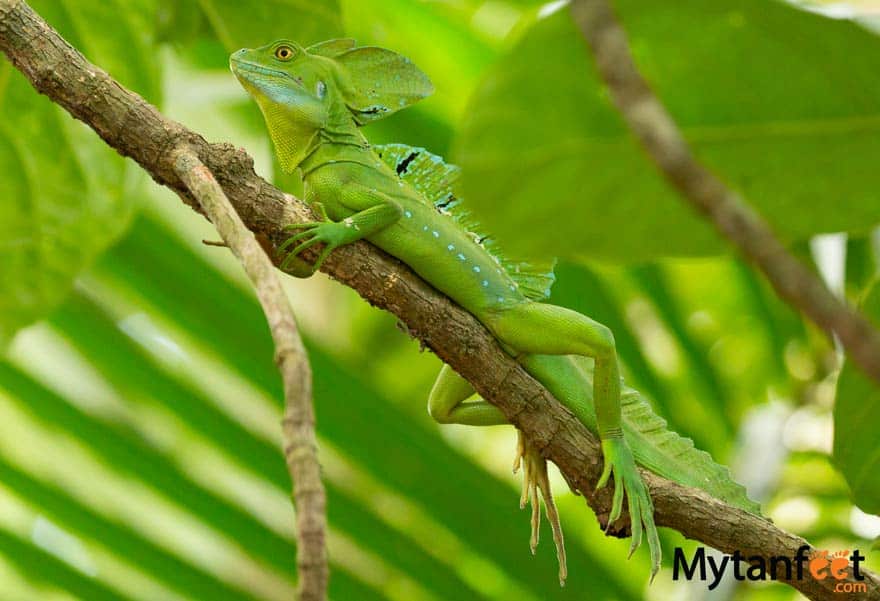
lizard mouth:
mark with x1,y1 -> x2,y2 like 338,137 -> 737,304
230,58 -> 301,87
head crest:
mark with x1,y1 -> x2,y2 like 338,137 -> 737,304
311,43 -> 433,125
306,38 -> 356,58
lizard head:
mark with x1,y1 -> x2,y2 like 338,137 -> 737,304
231,39 -> 433,171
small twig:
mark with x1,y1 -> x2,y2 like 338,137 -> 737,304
571,0 -> 880,385
172,147 -> 327,601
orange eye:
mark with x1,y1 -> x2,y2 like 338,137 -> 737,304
274,46 -> 294,61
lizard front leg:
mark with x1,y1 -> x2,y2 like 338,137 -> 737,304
280,187 -> 403,275
428,365 -> 567,585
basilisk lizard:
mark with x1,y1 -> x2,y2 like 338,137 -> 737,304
230,38 -> 760,584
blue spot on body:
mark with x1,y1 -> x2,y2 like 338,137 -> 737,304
473,266 -> 481,273
404,210 -> 412,218
457,254 -> 466,261
482,280 -> 489,287
447,244 -> 455,251
423,225 -> 429,231
432,231 -> 439,238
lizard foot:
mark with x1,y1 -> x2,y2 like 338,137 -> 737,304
513,430 -> 567,586
597,436 -> 661,580
279,203 -> 346,273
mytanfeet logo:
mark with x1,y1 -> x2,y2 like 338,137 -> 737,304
673,545 -> 869,593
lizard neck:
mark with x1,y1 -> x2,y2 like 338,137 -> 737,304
299,127 -> 378,178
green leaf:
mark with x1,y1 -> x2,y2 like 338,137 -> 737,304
846,236 -> 877,299
50,291 -> 488,601
0,362 -> 296,577
161,0 -> 343,52
0,359 -> 395,601
833,279 -> 880,514
0,527 -> 134,601
0,0 -> 160,344
0,456 -> 261,601
456,2 -> 880,262
630,264 -> 733,435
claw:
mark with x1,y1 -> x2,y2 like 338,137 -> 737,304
598,437 -> 662,578
628,495 -> 643,559
290,237 -> 323,258
278,229 -> 316,253
285,203 -> 330,230
279,250 -> 303,272
597,456 -> 612,490
529,473 -> 540,554
608,470 -> 624,527
283,221 -> 322,231
279,205 -> 345,273
512,436 -> 523,474
312,245 -> 334,272
513,431 -> 567,586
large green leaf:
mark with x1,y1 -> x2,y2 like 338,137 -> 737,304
160,0 -> 342,51
0,361 -> 386,601
48,292 -> 488,601
630,264 -> 733,434
0,0 -> 160,344
455,2 -> 880,262
0,527 -> 135,601
834,279 -> 880,514
0,455 -> 260,601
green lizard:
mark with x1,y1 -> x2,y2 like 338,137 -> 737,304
231,38 -> 760,584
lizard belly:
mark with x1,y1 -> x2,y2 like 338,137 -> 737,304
367,203 -> 524,314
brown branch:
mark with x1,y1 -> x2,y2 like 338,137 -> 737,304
172,148 -> 326,601
0,1 -> 877,599
570,0 -> 880,385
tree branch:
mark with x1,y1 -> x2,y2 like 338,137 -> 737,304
0,1 -> 876,599
570,0 -> 880,385
172,147 -> 327,601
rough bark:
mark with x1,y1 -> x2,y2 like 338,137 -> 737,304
0,1 -> 877,599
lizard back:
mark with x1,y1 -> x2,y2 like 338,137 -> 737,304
371,143 -> 557,304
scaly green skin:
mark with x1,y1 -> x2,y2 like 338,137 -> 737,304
230,38 -> 750,580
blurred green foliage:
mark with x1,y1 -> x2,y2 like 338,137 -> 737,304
0,0 -> 159,345
456,1 -> 880,261
1,1 -> 879,600
834,279 -> 880,515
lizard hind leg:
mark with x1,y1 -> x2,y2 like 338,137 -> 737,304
513,430 -> 567,586
489,301 -> 661,578
428,365 -> 568,585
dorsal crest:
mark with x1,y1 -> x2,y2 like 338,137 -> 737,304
373,143 -> 556,301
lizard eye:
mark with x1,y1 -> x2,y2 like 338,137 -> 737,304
274,46 -> 295,61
